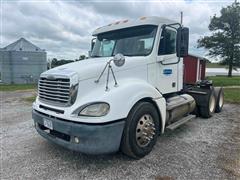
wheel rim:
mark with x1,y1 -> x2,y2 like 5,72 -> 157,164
218,92 -> 224,108
209,94 -> 216,113
135,114 -> 156,147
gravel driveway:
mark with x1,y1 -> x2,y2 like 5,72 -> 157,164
1,90 -> 239,180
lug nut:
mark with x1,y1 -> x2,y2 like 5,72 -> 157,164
74,136 -> 80,144
145,137 -> 151,141
142,132 -> 147,136
150,132 -> 155,136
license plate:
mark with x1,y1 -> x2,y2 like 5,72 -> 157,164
43,119 -> 53,130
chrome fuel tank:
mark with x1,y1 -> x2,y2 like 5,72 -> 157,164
166,94 -> 196,123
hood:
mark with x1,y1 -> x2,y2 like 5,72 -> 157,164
42,56 -> 147,81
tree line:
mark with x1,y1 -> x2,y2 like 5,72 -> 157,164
48,55 -> 87,69
198,1 -> 240,77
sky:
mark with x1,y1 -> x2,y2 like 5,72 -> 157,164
0,0 -> 233,61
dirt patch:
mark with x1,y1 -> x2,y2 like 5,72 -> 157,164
217,108 -> 240,178
155,176 -> 174,180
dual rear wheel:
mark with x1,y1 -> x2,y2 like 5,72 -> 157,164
214,87 -> 224,113
199,87 -> 224,118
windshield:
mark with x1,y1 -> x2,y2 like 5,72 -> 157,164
91,25 -> 157,57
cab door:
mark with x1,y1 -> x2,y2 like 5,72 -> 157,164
156,27 -> 182,94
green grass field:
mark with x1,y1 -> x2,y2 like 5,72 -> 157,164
206,76 -> 240,103
208,76 -> 240,87
223,88 -> 240,104
206,63 -> 228,68
0,84 -> 37,91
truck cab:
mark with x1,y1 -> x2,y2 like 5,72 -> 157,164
32,17 -> 224,159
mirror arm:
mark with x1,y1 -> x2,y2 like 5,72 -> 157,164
161,23 -> 182,30
160,57 -> 180,66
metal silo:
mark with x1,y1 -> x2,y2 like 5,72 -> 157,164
0,38 -> 47,84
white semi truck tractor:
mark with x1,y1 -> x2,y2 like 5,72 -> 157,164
32,17 -> 224,159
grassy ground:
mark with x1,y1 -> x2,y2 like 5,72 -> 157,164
208,76 -> 240,87
206,63 -> 228,68
207,76 -> 240,103
223,88 -> 240,104
0,84 -> 37,91
23,96 -> 37,103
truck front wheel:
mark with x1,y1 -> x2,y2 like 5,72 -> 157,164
120,101 -> 160,159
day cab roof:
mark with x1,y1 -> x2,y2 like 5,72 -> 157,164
92,16 -> 177,36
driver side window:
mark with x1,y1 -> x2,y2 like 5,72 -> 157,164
100,39 -> 115,57
158,28 -> 176,55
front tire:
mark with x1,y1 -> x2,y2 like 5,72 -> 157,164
120,101 -> 160,159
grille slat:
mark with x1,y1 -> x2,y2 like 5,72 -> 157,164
39,79 -> 70,85
39,91 -> 69,99
39,83 -> 70,88
39,86 -> 69,92
39,94 -> 69,102
38,77 -> 71,106
39,89 -> 69,95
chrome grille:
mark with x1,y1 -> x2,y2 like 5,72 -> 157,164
38,77 -> 70,105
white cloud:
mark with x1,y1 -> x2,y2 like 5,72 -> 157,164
1,0 -> 232,59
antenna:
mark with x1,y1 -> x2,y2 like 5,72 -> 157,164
180,11 -> 183,25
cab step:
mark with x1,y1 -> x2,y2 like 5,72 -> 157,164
166,114 -> 196,130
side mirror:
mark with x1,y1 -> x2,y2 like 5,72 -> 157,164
91,38 -> 96,51
176,27 -> 189,57
113,53 -> 125,67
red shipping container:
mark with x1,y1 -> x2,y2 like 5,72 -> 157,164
183,54 -> 206,84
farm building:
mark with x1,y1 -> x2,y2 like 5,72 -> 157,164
183,53 -> 207,84
0,38 -> 47,84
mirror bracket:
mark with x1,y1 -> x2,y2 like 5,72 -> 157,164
94,54 -> 125,91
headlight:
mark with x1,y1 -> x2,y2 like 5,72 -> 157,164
78,102 -> 110,117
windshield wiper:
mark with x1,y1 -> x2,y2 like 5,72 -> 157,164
123,54 -> 134,57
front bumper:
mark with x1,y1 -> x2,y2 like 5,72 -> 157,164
32,110 -> 125,154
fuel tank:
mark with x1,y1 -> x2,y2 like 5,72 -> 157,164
166,94 -> 196,123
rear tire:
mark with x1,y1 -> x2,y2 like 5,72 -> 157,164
214,87 -> 224,113
199,89 -> 216,118
120,101 -> 160,159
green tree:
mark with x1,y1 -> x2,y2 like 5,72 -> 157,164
51,58 -> 58,68
198,1 -> 240,77
51,58 -> 74,68
79,55 -> 86,60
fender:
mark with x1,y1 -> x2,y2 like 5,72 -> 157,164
104,78 -> 166,133
73,78 -> 166,132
